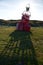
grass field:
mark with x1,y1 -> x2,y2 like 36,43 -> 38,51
0,26 -> 43,65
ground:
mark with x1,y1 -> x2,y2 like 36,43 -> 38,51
0,26 -> 43,65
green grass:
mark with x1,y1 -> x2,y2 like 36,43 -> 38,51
0,26 -> 43,65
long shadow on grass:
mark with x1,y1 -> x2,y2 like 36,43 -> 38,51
0,30 -> 39,65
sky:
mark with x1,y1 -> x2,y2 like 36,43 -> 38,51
0,0 -> 43,21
